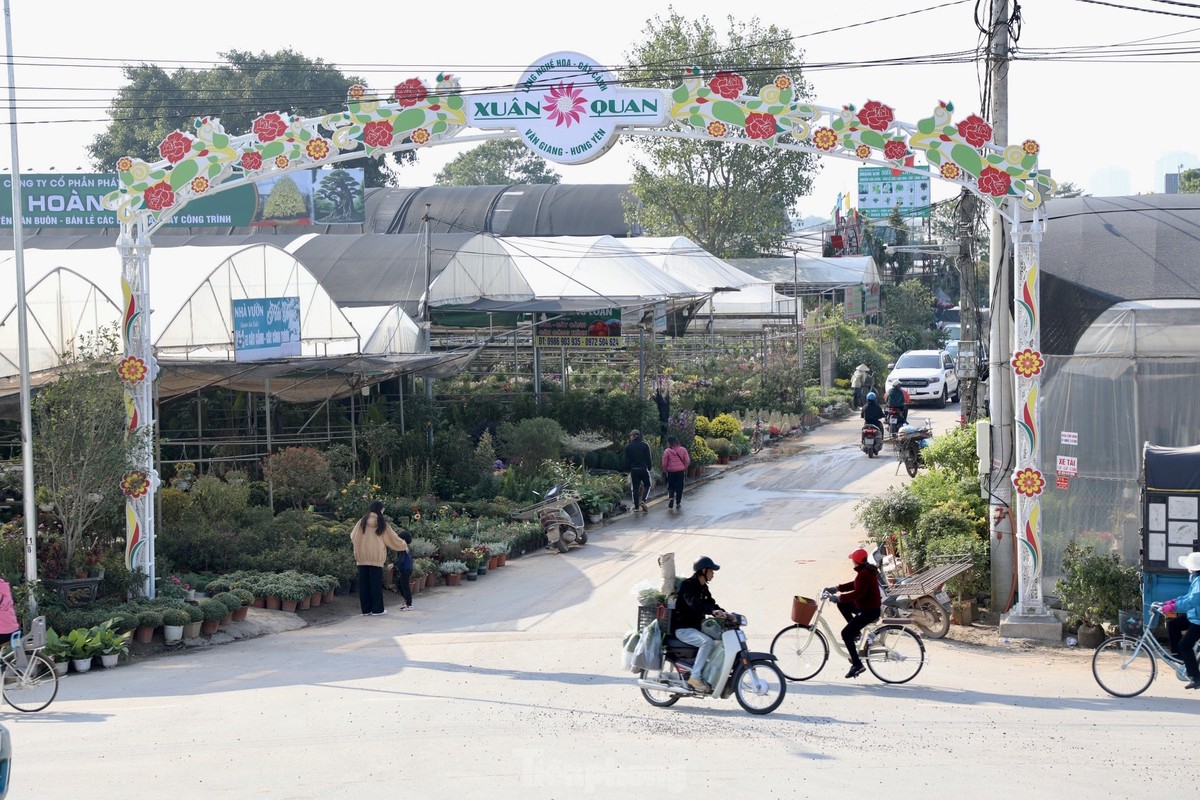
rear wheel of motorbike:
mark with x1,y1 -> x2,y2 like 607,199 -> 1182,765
552,527 -> 570,554
912,595 -> 951,639
639,668 -> 680,707
904,445 -> 920,478
733,659 -> 786,715
769,624 -> 828,681
577,529 -> 588,545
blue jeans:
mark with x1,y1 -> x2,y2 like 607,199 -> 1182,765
675,627 -> 716,678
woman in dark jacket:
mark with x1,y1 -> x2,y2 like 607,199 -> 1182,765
825,548 -> 882,679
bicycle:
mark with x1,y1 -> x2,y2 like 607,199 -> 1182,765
769,590 -> 926,684
750,418 -> 764,454
1,616 -> 59,712
1092,603 -> 1200,698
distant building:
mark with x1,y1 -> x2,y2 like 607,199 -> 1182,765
1166,172 -> 1181,194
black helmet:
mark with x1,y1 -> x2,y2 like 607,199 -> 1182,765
693,556 -> 720,573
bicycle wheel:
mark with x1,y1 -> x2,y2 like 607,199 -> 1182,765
2,653 -> 59,712
639,668 -> 680,708
770,624 -> 829,681
1092,636 -> 1156,698
865,625 -> 925,684
733,659 -> 786,715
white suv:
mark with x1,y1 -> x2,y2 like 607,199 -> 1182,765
884,350 -> 960,408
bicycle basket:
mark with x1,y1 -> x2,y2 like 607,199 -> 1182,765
1118,609 -> 1143,637
791,595 -> 817,626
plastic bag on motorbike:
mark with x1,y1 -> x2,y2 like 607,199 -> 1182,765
700,641 -> 726,688
631,619 -> 663,672
701,618 -> 723,641
622,630 -> 640,673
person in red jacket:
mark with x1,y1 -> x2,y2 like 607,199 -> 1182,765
662,435 -> 691,511
825,548 -> 882,679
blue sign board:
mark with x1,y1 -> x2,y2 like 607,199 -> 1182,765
232,297 -> 302,362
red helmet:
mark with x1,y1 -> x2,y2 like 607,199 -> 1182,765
849,548 -> 869,564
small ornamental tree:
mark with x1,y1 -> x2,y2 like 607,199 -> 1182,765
262,446 -> 333,509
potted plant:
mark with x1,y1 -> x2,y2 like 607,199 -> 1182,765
232,589 -> 255,620
1055,541 -> 1141,647
414,558 -> 438,588
198,599 -> 227,634
439,560 -> 467,586
95,619 -> 132,667
261,579 -> 283,610
161,607 -> 191,644
43,628 -> 71,677
320,575 -> 338,603
211,592 -> 241,624
277,580 -> 309,612
135,609 -> 163,644
708,437 -> 732,465
64,626 -> 99,672
182,602 -> 205,638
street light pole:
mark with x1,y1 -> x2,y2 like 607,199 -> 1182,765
792,248 -> 802,398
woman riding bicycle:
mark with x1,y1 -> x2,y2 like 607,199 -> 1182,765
825,548 -> 882,679
1163,551 -> 1200,690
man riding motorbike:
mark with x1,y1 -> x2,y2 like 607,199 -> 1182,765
674,556 -> 731,693
885,383 -> 909,432
860,391 -> 885,436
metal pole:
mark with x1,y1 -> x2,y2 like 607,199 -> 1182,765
421,205 -> 433,447
5,0 -> 39,615
793,249 -> 802,400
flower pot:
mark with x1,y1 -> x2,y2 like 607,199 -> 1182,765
281,599 -> 298,612
163,624 -> 184,644
186,590 -> 197,601
298,595 -> 311,611
445,573 -> 462,586
476,565 -> 487,576
1077,622 -> 1106,648
221,613 -> 232,625
52,659 -> 68,677
201,619 -> 220,635
717,455 -> 730,465
135,625 -> 155,644
588,513 -> 603,525
309,592 -> 323,607
496,553 -> 507,567
231,606 -> 249,622
99,653 -> 120,668
265,595 -> 282,610
183,621 -> 202,639
323,589 -> 336,603
487,557 -> 499,570
71,656 -> 93,673
252,597 -> 265,608
464,572 -> 477,582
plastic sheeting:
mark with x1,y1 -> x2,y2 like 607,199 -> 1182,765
1038,300 -> 1200,580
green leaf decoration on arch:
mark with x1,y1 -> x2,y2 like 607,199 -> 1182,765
950,143 -> 983,176
168,159 -> 198,190
711,101 -> 747,128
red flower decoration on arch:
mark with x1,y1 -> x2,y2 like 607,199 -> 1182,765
1013,467 -> 1045,498
144,182 -> 175,212
883,139 -> 908,161
708,71 -> 745,100
1011,348 -> 1045,378
857,100 -> 894,131
121,470 -> 150,499
362,120 -> 395,148
744,112 -> 777,140
241,152 -> 263,171
957,115 -> 993,148
252,113 -> 289,143
978,166 -> 1012,197
158,131 -> 193,164
394,78 -> 427,108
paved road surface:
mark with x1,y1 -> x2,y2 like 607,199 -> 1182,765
8,407 -> 1197,799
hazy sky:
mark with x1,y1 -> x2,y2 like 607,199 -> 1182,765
3,0 -> 1197,221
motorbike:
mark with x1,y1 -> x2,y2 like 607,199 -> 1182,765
871,546 -> 955,638
860,422 -> 884,457
884,405 -> 904,436
511,484 -> 587,553
637,613 -> 787,715
895,420 -> 933,478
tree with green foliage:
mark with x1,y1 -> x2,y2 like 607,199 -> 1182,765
262,447 -> 333,510
882,279 -> 938,353
313,169 -> 363,222
1180,168 -> 1200,194
87,49 -> 413,187
623,11 -> 818,258
436,139 -> 561,186
32,331 -> 138,572
1050,180 -> 1087,198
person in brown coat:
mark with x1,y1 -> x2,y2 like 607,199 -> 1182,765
350,500 -> 409,616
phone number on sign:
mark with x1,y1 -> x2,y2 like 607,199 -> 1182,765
535,336 -> 622,348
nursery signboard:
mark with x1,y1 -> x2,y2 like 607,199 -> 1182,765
534,309 -> 623,348
232,296 -> 302,361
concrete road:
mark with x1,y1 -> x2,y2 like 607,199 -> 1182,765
8,406 -> 1197,799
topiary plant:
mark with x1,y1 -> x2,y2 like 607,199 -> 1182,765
161,607 -> 191,627
232,588 -> 254,607
212,592 -> 242,615
136,610 -> 163,630
199,599 -> 227,622
184,602 -> 205,624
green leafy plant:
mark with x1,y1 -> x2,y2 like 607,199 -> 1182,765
439,560 -> 468,575
232,588 -> 255,608
94,619 -> 132,657
211,592 -> 242,615
136,610 -> 163,630
183,603 -> 205,624
43,628 -> 71,662
161,608 -> 191,627
64,627 -> 101,660
198,599 -> 227,623
1054,541 -> 1141,629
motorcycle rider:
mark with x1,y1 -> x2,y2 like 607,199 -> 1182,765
675,556 -> 730,693
860,391 -> 885,436
825,548 -> 882,679
885,382 -> 909,432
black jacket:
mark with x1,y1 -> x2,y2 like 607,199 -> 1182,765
861,399 -> 884,427
675,574 -> 723,630
625,438 -> 653,472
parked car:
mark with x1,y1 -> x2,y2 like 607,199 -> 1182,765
885,350 -> 960,408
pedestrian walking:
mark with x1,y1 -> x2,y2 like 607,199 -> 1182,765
662,434 -> 690,511
851,363 -> 869,409
625,429 -> 653,512
350,500 -> 409,616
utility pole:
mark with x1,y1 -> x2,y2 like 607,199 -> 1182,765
986,0 -> 1017,615
955,190 -> 979,424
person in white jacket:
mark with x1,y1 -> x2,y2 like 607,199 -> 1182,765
350,500 -> 409,616
851,363 -> 870,409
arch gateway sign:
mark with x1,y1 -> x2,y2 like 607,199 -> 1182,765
100,52 -> 1053,624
